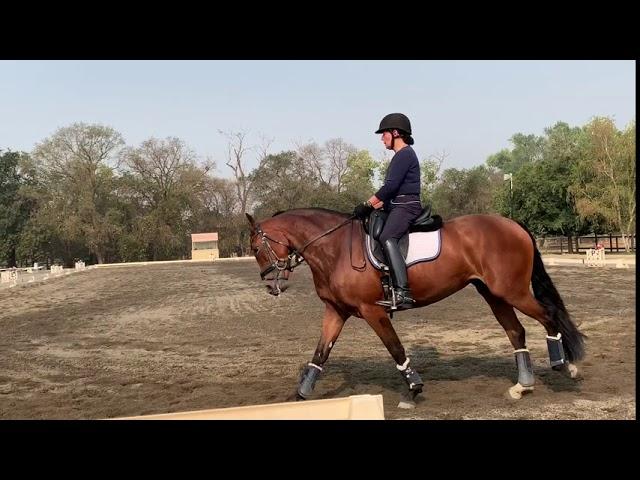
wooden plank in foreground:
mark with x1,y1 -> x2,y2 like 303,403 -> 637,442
116,394 -> 384,420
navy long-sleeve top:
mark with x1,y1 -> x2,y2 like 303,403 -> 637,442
374,146 -> 421,202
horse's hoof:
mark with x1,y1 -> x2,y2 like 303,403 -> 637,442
508,387 -> 523,400
566,363 -> 579,379
398,390 -> 420,409
508,383 -> 534,400
295,393 -> 307,401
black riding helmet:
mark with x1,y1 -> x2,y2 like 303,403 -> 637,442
375,113 -> 414,145
375,113 -> 412,135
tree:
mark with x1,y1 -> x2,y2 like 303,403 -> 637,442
374,148 -> 393,189
338,149 -> 379,211
10,151 -> 61,266
195,177 -> 242,257
324,138 -> 357,194
570,117 -> 636,251
250,151 -> 320,218
219,130 -> 254,216
431,166 -> 501,219
31,123 -> 125,264
295,138 -> 358,194
499,160 -> 584,242
119,137 -> 210,261
489,121 -> 606,253
420,150 -> 447,207
487,133 -> 545,174
0,150 -> 32,267
296,141 -> 327,185
16,206 -> 66,267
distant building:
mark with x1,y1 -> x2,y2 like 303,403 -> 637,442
191,232 -> 219,261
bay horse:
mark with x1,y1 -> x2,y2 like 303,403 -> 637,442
245,208 -> 585,407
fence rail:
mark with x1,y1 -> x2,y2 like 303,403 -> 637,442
537,233 -> 636,254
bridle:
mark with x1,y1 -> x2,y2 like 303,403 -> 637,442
251,216 -> 354,289
252,224 -> 305,281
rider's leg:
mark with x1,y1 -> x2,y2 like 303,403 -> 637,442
376,205 -> 420,309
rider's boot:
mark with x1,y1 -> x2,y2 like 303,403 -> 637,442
375,238 -> 415,310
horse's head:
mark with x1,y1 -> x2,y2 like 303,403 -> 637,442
246,213 -> 295,296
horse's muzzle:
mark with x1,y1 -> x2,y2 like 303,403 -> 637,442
265,278 -> 289,296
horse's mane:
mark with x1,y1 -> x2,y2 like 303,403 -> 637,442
271,207 -> 351,219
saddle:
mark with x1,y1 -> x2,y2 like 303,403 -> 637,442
362,205 -> 443,268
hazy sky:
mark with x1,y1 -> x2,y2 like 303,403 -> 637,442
0,60 -> 635,176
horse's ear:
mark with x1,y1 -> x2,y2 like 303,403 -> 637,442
245,213 -> 256,228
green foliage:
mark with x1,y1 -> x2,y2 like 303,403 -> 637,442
569,117 -> 635,250
499,160 -> 585,236
486,133 -> 545,175
31,123 -> 125,264
420,157 -> 442,206
339,150 -> 379,209
4,115 -> 634,264
487,119 -> 621,239
250,151 -> 320,217
431,165 -> 500,219
0,150 -> 37,267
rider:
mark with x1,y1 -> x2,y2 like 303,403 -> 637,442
353,113 -> 422,310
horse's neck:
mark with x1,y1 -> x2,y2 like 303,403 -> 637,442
281,211 -> 349,265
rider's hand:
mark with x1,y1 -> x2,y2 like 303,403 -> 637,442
353,201 -> 374,219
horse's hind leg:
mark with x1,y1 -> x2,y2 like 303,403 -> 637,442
296,302 -> 348,400
360,304 -> 424,409
508,292 -> 580,379
474,282 -> 535,399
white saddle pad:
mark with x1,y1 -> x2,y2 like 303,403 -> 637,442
404,230 -> 442,266
366,229 -> 442,269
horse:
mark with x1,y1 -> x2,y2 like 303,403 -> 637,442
245,208 -> 586,407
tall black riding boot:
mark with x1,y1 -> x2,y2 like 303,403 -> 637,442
376,238 -> 415,310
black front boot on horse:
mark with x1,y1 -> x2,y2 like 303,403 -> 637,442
376,238 -> 415,310
296,362 -> 323,400
396,358 -> 424,393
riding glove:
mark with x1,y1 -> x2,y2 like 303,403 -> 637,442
353,202 -> 374,219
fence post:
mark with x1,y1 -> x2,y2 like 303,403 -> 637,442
609,233 -> 613,253
560,237 -> 563,254
616,236 -> 619,252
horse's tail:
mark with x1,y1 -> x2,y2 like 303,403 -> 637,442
517,221 -> 587,362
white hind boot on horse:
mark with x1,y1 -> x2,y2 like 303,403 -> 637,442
508,349 -> 535,400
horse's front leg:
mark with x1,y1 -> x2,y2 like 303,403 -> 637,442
296,303 -> 347,400
361,304 -> 424,409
